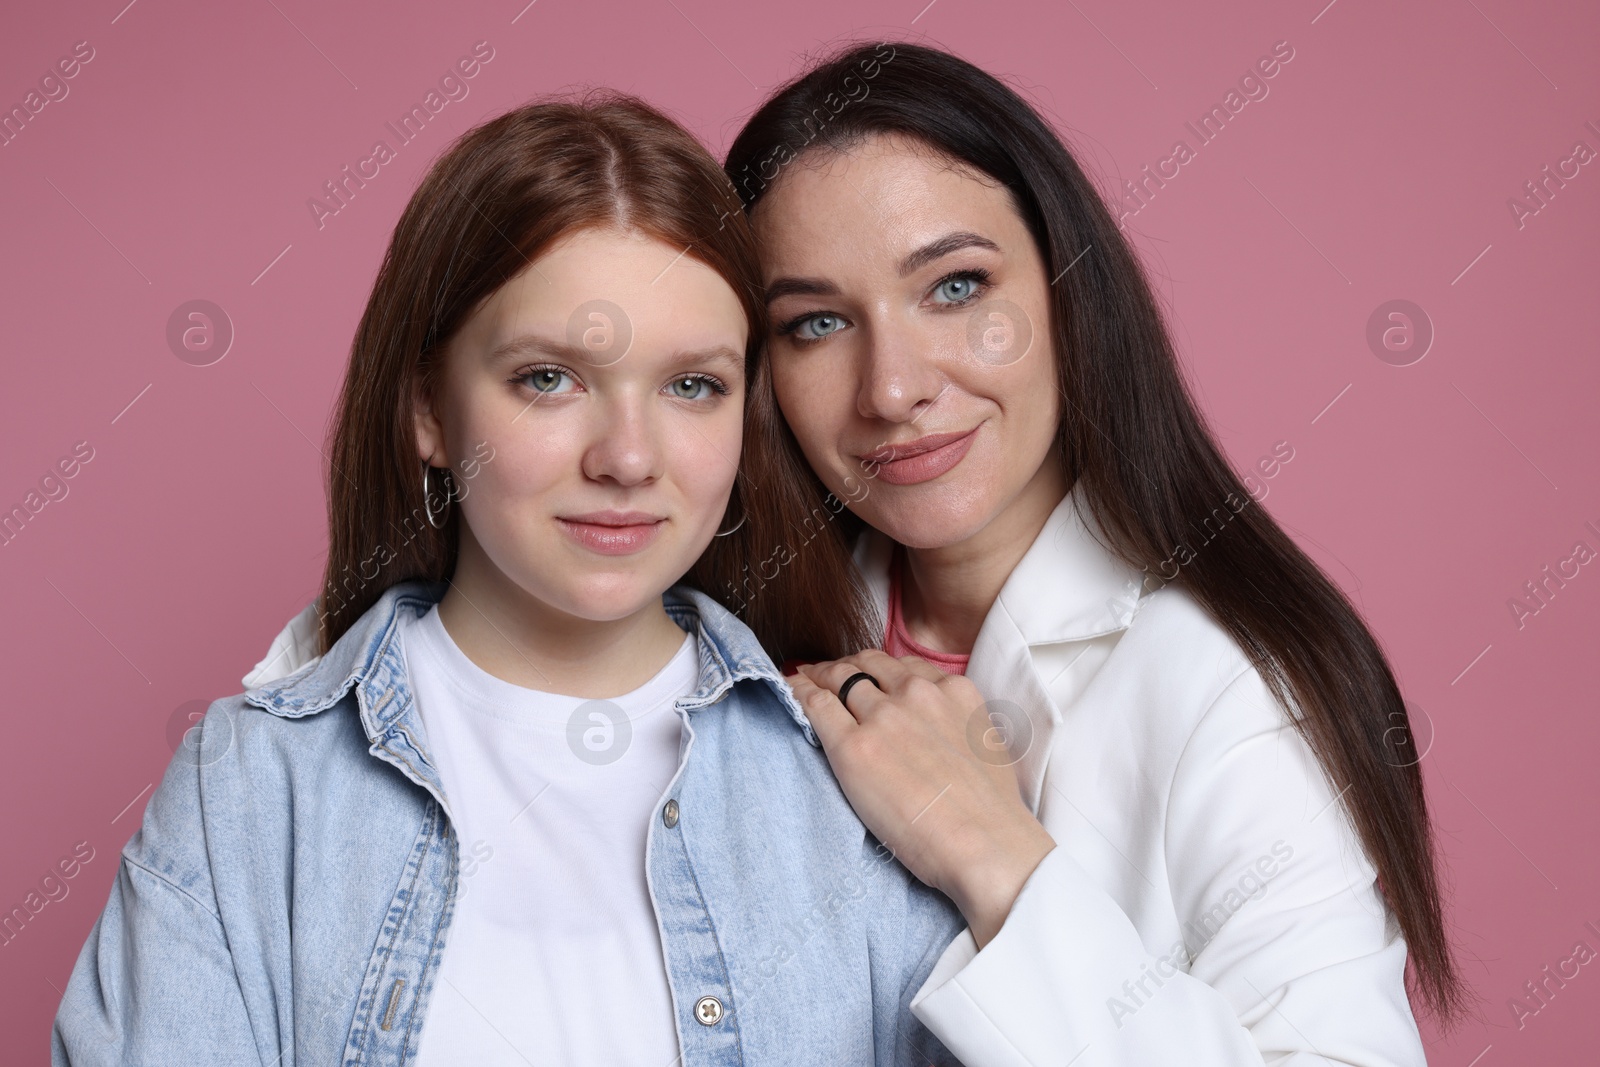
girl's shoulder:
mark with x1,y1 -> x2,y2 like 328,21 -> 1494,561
242,598 -> 323,689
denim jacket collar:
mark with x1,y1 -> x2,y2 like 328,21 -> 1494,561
242,579 -> 821,750
660,585 -> 820,747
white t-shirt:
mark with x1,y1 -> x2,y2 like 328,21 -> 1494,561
402,602 -> 694,1066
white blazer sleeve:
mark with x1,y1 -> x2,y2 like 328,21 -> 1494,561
909,666 -> 1427,1067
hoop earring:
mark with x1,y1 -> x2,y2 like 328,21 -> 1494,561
714,483 -> 747,538
422,460 -> 453,530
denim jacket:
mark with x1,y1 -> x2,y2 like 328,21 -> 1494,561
52,579 -> 966,1066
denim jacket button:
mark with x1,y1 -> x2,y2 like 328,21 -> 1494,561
694,995 -> 723,1025
662,798 -> 679,828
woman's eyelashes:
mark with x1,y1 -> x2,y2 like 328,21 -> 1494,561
928,267 -> 991,306
773,267 -> 995,347
776,311 -> 849,344
511,364 -> 730,401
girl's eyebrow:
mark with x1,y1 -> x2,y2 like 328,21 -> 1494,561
665,346 -> 744,371
486,333 -> 743,370
765,230 -> 1002,304
486,333 -> 573,364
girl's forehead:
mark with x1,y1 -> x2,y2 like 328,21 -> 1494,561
483,235 -> 739,323
455,253 -> 747,377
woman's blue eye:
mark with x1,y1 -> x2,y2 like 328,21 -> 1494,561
523,368 -> 575,394
795,313 -> 846,341
934,276 -> 978,303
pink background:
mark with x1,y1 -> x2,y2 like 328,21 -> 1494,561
2,0 -> 1595,1061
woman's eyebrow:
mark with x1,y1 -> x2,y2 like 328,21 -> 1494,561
898,231 -> 1001,276
765,277 -> 838,303
765,231 -> 1004,303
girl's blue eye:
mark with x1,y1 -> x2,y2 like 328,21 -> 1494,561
794,313 -> 846,341
669,375 -> 713,400
522,368 -> 576,394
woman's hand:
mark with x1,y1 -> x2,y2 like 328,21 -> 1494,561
788,649 -> 1057,948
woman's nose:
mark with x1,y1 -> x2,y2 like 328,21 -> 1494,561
856,318 -> 948,424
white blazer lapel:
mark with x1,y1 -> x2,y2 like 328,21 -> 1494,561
965,602 -> 1061,816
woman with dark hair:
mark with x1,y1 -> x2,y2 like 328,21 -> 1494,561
51,94 -> 966,1066
722,40 -> 1464,1065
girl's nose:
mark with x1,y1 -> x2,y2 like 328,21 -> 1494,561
580,398 -> 664,487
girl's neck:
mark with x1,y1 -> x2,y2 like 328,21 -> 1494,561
433,541 -> 688,699
898,458 -> 1069,656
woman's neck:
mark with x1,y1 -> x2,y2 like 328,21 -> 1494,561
433,540 -> 687,699
899,458 -> 1069,656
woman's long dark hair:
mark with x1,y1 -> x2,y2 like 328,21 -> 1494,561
315,91 -> 875,663
725,41 -> 1463,1023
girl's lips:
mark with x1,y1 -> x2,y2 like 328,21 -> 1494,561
859,428 -> 980,485
555,516 -> 665,555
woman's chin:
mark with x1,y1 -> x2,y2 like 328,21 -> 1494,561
856,499 -> 994,551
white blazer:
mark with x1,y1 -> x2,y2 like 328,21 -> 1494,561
861,484 -> 1427,1066
242,485 -> 1427,1066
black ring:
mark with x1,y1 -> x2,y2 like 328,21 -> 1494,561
836,671 -> 880,709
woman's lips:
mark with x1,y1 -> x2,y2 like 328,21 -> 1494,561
859,428 -> 979,486
556,512 -> 665,555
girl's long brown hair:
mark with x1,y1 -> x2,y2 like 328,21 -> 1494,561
315,91 -> 876,662
725,42 -> 1465,1024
